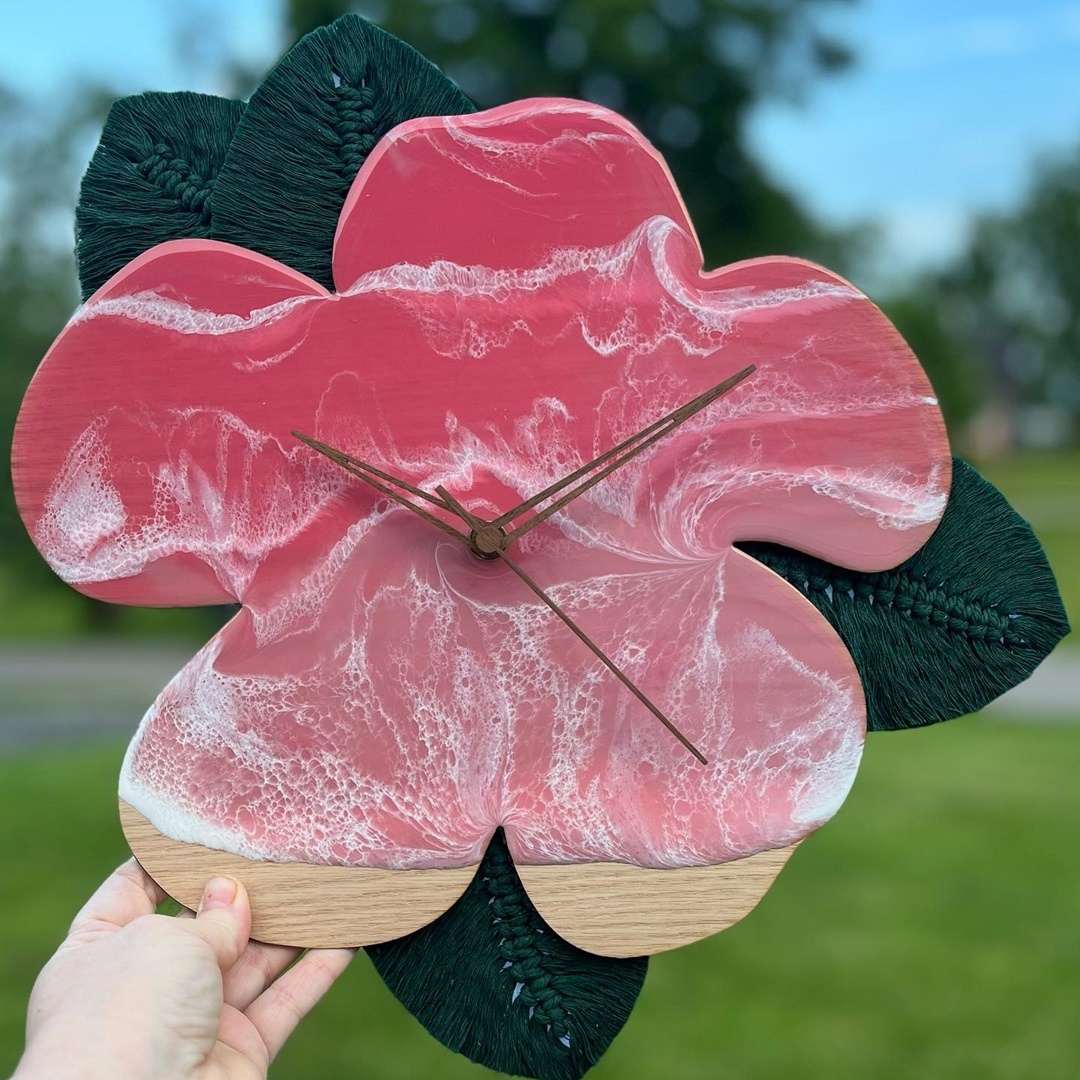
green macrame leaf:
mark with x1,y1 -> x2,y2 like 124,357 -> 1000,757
211,13 -> 475,289
75,92 -> 244,299
367,830 -> 647,1080
740,457 -> 1070,731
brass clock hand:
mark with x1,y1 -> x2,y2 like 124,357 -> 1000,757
435,486 -> 707,765
293,432 -> 468,545
491,365 -> 755,533
502,365 -> 754,544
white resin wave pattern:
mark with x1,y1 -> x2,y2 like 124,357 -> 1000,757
16,99 -> 950,874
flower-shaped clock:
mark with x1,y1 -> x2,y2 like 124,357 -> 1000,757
13,97 -> 950,956
11,13 -> 1072,1077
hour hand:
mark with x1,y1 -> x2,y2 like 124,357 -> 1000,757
494,365 -> 755,540
292,432 -> 468,544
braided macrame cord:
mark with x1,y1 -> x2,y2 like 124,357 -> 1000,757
137,144 -> 215,223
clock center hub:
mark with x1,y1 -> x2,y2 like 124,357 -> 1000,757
470,523 -> 508,560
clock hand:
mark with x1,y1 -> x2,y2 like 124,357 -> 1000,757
435,486 -> 707,765
503,365 -> 754,544
490,365 -> 755,532
292,432 -> 468,545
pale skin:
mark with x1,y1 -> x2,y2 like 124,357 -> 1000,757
14,860 -> 355,1080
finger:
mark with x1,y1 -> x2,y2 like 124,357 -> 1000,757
223,940 -> 303,1012
189,877 -> 252,973
67,858 -> 168,940
245,947 -> 356,1061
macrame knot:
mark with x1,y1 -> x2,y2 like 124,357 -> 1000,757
483,842 -> 572,1043
335,83 -> 379,179
745,544 -> 1029,648
138,143 -> 214,223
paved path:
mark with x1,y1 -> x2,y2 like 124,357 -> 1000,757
0,640 -> 1075,752
982,648 -> 1077,720
0,642 -> 192,751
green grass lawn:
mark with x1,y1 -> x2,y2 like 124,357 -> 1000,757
1,718 -> 1078,1079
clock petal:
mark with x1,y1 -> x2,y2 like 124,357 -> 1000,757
677,254 -> 952,570
12,240 -> 334,606
118,522 -> 506,871
498,547 -> 864,873
333,97 -> 698,294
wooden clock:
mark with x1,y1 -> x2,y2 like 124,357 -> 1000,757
11,99 -> 950,957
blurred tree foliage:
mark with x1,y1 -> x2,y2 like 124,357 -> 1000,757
0,86 -> 118,627
287,0 -> 860,271
882,141 -> 1080,449
941,144 -> 1080,442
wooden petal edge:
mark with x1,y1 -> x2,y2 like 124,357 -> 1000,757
120,800 -> 478,947
516,844 -> 799,957
122,800 -> 796,954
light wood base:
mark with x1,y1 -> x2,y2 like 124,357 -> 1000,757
517,845 -> 797,956
121,800 -> 798,954
119,801 -> 478,947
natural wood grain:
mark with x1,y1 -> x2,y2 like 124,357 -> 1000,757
123,799 -> 796,954
120,800 -> 478,947
516,844 -> 798,957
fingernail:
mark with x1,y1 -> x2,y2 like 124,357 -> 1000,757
198,876 -> 239,914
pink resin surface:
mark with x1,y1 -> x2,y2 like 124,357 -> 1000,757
12,100 -> 950,881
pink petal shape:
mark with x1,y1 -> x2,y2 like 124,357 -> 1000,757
12,241 -> 330,606
13,101 -> 950,896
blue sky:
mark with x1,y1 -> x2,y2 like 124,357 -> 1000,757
3,0 -> 1079,284
749,0 -> 1080,279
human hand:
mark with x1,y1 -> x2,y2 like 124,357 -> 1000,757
14,859 -> 355,1080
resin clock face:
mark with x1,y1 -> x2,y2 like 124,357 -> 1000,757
11,99 -> 950,950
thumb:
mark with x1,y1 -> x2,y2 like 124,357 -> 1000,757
192,876 -> 251,971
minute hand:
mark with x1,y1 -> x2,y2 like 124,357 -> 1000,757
435,486 -> 707,765
501,364 -> 754,544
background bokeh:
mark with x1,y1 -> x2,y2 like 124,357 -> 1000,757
1,2 -> 1076,1077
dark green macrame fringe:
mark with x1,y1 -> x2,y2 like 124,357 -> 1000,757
740,457 -> 1070,730
76,92 -> 243,298
210,15 -> 475,289
368,830 -> 646,1080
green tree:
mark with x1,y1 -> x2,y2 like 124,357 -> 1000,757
0,87 -> 115,625
937,143 -> 1080,444
287,0 -> 858,271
